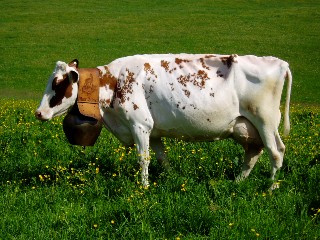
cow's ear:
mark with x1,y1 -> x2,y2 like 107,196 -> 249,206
68,59 -> 79,83
68,59 -> 79,69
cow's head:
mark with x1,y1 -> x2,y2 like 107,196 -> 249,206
35,59 -> 79,121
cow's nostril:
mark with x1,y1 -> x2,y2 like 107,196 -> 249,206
35,111 -> 42,119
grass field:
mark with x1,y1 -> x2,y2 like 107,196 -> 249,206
1,0 -> 320,239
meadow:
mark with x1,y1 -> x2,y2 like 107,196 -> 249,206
1,0 -> 319,239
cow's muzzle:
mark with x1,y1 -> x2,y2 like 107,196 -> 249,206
35,110 -> 48,121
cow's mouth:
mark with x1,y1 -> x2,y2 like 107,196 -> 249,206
35,111 -> 49,121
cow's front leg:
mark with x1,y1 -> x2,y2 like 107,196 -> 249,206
132,125 -> 151,187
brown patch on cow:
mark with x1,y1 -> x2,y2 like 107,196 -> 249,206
144,63 -> 151,71
175,58 -> 190,65
205,55 -> 216,58
144,63 -> 158,79
200,58 -> 210,70
220,54 -> 237,68
132,103 -> 139,110
177,70 -> 210,89
161,60 -> 170,71
116,69 -> 136,104
99,99 -> 111,106
161,60 -> 176,73
50,75 -> 73,108
207,118 -> 211,122
100,67 -> 117,90
197,70 -> 209,85
175,58 -> 190,69
183,89 -> 190,97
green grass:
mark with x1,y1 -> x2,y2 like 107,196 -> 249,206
1,0 -> 320,239
1,0 -> 320,103
0,101 -> 319,239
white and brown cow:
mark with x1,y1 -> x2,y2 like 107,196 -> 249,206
35,54 -> 292,188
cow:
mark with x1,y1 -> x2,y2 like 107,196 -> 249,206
35,54 -> 292,188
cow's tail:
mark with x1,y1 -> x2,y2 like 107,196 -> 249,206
283,67 -> 292,137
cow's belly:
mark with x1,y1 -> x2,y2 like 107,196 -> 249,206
150,105 -> 239,141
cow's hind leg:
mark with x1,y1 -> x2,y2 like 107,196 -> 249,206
248,111 -> 285,184
270,131 -> 286,181
150,138 -> 171,170
232,117 -> 264,181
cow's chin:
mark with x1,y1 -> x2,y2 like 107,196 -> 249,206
52,108 -> 69,119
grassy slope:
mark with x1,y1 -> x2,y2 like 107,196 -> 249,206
0,101 -> 319,239
1,0 -> 319,103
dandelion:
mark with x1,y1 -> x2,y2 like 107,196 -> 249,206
93,224 -> 98,229
229,223 -> 234,227
111,220 -> 115,224
181,181 -> 187,191
251,228 -> 260,237
96,167 -> 99,174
